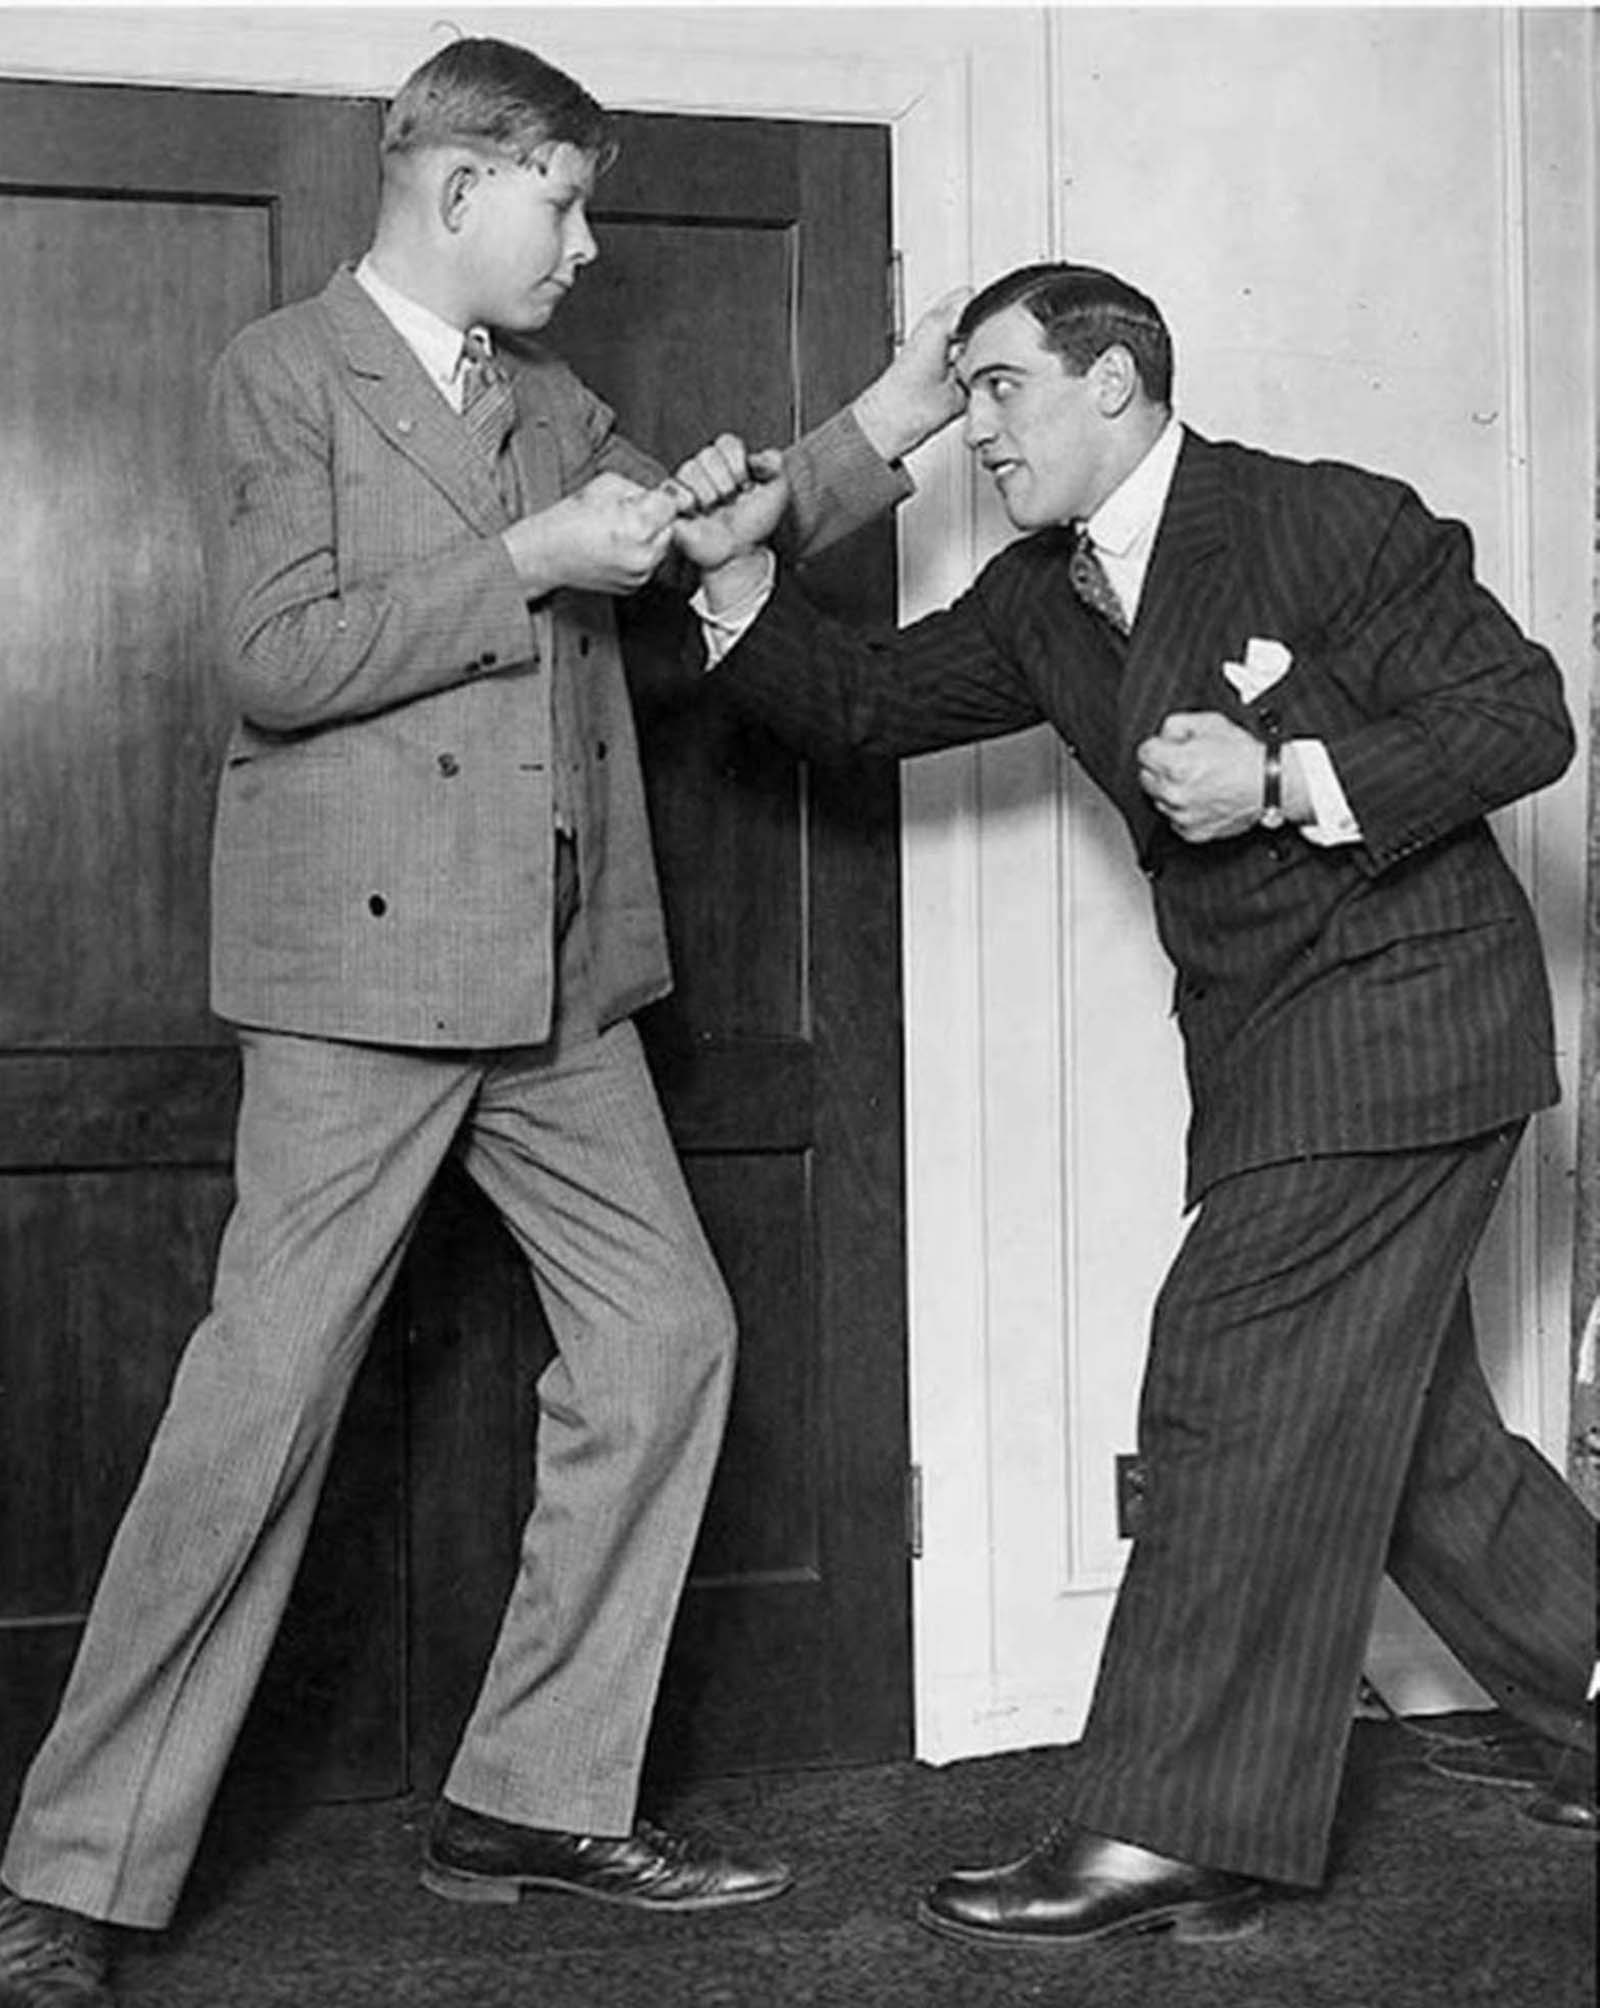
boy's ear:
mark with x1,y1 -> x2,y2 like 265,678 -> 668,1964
439,160 -> 479,235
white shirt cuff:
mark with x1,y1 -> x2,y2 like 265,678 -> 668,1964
1291,739 -> 1363,846
691,551 -> 778,669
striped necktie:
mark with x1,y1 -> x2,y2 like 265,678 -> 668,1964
460,328 -> 520,509
1068,524 -> 1130,636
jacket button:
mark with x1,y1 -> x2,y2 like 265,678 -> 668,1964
437,752 -> 460,777
579,636 -> 591,657
479,651 -> 497,669
596,740 -> 608,761
368,894 -> 388,917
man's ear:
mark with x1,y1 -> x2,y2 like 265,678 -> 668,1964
1090,345 -> 1139,418
439,159 -> 480,235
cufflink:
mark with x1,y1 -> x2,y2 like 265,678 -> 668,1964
1259,738 -> 1286,831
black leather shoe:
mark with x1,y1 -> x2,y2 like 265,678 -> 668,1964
0,1888 -> 114,2007
917,1822 -> 1266,1949
1519,1738 -> 1598,1839
420,1799 -> 794,1912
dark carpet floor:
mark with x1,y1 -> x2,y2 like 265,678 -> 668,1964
115,1716 -> 1594,2008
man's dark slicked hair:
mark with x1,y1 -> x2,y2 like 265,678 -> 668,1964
382,37 -> 615,168
957,263 -> 1174,407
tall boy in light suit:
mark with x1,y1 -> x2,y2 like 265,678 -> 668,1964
0,39 -> 956,2005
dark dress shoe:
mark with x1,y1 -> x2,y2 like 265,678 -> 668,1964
917,1822 -> 1265,1949
1518,1738 -> 1598,1839
421,1799 -> 794,1911
0,1888 -> 114,2007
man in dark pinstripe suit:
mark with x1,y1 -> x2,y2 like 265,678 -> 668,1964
686,262 -> 1598,1949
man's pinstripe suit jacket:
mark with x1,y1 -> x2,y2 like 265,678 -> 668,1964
717,429 -> 1576,1202
200,266 -> 908,1052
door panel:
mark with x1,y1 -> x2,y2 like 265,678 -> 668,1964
541,113 -> 912,1777
0,80 -> 390,1821
403,115 -> 910,1785
0,87 -> 910,1824
0,192 -> 260,1046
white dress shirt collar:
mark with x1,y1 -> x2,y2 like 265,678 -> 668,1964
353,256 -> 488,413
1077,414 -> 1184,624
1083,414 -> 1184,560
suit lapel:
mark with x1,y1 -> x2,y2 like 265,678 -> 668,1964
504,370 -> 563,517
320,268 -> 513,535
1118,434 -> 1242,776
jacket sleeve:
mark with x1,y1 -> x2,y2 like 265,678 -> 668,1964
716,557 -> 1046,762
1309,477 -> 1575,871
204,330 -> 534,734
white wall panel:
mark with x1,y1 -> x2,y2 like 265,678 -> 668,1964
1046,3 -> 1594,1723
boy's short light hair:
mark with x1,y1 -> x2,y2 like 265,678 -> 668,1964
383,37 -> 615,169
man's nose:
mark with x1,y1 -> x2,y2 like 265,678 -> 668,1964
962,401 -> 994,451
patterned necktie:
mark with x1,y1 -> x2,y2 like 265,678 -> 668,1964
1068,524 -> 1130,636
460,328 -> 520,510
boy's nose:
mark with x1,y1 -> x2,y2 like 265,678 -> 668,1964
568,216 -> 598,267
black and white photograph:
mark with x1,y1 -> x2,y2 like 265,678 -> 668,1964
0,6 -> 1594,2004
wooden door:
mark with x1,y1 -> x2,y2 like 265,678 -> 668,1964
0,79 -> 392,1820
0,85 -> 910,1824
403,113 -> 913,1788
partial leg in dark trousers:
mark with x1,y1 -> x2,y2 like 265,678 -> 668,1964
1387,1291 -> 1596,1757
1059,1127 -> 1591,1886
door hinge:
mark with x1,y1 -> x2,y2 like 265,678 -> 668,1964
887,249 -> 906,348
1115,1453 -> 1148,1540
906,1461 -> 924,1558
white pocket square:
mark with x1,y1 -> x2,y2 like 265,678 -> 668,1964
1221,637 -> 1293,705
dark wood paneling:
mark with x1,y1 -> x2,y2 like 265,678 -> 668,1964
0,1052 -> 238,1170
0,1171 -> 231,1613
224,1327 -> 408,1805
1,88 -> 909,1817
1573,644 -> 1600,1508
0,81 -> 399,1811
552,114 -> 912,1778
0,194 -> 262,1047
552,216 -> 795,467
560,212 -> 806,1044
590,113 -> 803,223
0,77 -> 376,303
0,1626 -> 80,1836
646,1038 -> 814,1152
681,1154 -> 818,1580
793,122 -> 911,1764
402,1170 -> 544,1793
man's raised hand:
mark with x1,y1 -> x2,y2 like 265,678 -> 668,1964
669,438 -> 791,575
851,285 -> 971,463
